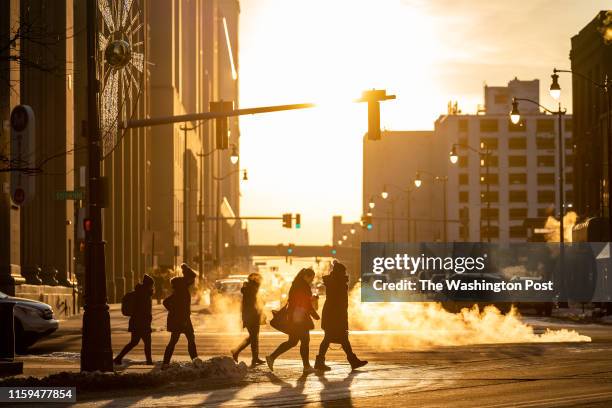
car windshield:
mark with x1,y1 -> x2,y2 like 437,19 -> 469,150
217,282 -> 242,293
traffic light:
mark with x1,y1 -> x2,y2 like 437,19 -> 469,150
282,213 -> 292,228
331,247 -> 337,256
295,213 -> 301,229
361,214 -> 373,230
287,244 -> 294,255
210,101 -> 233,150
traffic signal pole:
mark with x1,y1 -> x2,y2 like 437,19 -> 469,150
81,0 -> 113,372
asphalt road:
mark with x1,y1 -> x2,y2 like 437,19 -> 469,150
18,304 -> 612,407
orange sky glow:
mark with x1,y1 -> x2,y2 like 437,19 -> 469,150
238,0 -> 611,245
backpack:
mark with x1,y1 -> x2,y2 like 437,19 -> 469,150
121,291 -> 136,316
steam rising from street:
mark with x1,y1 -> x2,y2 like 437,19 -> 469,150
347,283 -> 590,349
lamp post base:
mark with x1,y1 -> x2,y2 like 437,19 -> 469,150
80,303 -> 113,372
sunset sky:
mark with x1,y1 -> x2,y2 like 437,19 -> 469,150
238,0 -> 611,245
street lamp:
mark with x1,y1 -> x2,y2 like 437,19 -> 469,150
450,142 -> 492,242
510,100 -> 521,125
242,169 -> 248,181
414,170 -> 449,241
342,234 -> 348,241
414,172 -> 422,188
230,144 -> 239,165
552,67 -> 611,239
368,197 -> 376,209
510,97 -> 567,244
549,72 -> 561,101
350,228 -> 356,235
449,146 -> 459,164
381,186 -> 389,200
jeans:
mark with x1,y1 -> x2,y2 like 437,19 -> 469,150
318,332 -> 354,358
116,332 -> 152,362
269,329 -> 310,367
235,324 -> 260,361
163,331 -> 198,364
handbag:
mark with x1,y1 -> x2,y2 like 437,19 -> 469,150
269,304 -> 290,334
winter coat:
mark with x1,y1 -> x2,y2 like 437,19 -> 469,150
163,277 -> 194,334
128,283 -> 153,334
287,278 -> 319,332
321,272 -> 349,342
241,281 -> 265,328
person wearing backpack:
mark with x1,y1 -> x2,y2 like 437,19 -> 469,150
161,263 -> 201,370
114,274 -> 155,365
315,261 -> 367,372
231,273 -> 266,367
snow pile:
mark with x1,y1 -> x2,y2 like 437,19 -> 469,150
0,356 -> 247,391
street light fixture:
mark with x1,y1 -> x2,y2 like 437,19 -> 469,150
549,73 -> 561,101
230,144 -> 239,165
368,197 -> 376,209
510,100 -> 521,125
449,146 -> 458,164
350,228 -> 356,235
342,234 -> 348,241
381,185 -> 389,200
414,172 -> 422,188
242,169 -> 248,181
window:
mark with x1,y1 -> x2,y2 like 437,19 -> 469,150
509,173 -> 526,184
509,156 -> 527,167
459,156 -> 468,168
565,119 -> 573,132
459,207 -> 469,220
480,173 -> 498,185
510,226 -> 527,238
509,208 -> 528,220
536,118 -> 555,133
537,207 -> 554,217
481,208 -> 499,219
481,191 -> 499,203
508,137 -> 526,149
459,191 -> 469,203
481,137 -> 498,150
536,137 -> 555,149
481,226 -> 499,239
459,174 -> 469,185
537,156 -> 555,167
538,190 -> 555,203
509,190 -> 527,202
482,156 -> 498,167
494,94 -> 509,104
508,119 -> 526,132
538,173 -> 555,185
459,119 -> 468,132
480,119 -> 499,132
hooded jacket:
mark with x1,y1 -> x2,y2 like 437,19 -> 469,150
321,272 -> 349,338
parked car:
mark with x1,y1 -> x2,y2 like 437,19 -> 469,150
0,291 -> 59,352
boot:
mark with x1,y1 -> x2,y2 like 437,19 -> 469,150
265,355 -> 275,371
348,353 -> 368,370
314,355 -> 331,372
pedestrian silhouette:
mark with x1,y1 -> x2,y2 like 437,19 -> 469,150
266,268 -> 319,373
315,261 -> 367,371
231,273 -> 266,367
162,263 -> 201,369
114,274 -> 154,365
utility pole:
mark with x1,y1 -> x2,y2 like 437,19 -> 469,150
81,0 -> 112,372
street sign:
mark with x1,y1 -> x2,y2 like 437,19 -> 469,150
55,190 -> 84,201
10,105 -> 35,206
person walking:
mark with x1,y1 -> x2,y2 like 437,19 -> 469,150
231,273 -> 266,367
162,263 -> 201,370
114,274 -> 155,365
315,261 -> 367,372
266,268 -> 319,373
